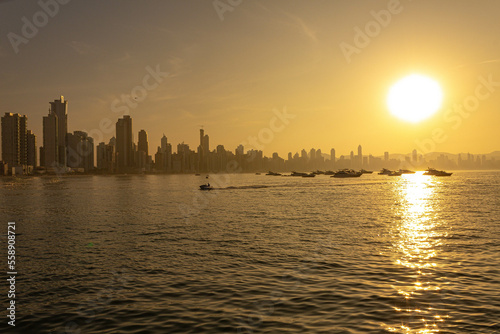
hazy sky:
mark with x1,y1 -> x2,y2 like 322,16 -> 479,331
1,0 -> 500,157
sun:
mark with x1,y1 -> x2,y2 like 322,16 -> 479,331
387,74 -> 443,123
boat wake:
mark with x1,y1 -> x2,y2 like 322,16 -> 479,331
218,185 -> 271,190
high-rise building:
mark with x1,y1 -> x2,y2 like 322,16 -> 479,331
96,138 -> 115,173
384,151 -> 389,162
412,149 -> 418,163
301,149 -> 307,159
235,144 -> 244,156
27,130 -> 37,168
330,148 -> 336,163
67,131 -> 94,172
49,96 -> 68,166
1,113 -> 28,168
358,145 -> 362,167
138,130 -> 149,157
43,111 -> 58,169
310,148 -> 316,160
199,128 -> 209,172
116,115 -> 134,172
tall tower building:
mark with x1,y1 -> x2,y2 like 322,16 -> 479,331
199,128 -> 209,172
116,115 -> 133,172
27,130 -> 37,168
357,145 -> 362,168
1,113 -> 28,167
138,130 -> 149,157
330,148 -> 336,163
67,131 -> 94,172
161,134 -> 168,152
43,111 -> 58,169
49,96 -> 68,166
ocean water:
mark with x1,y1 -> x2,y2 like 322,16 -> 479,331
1,171 -> 500,333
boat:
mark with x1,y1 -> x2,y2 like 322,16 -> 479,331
199,184 -> 213,190
360,169 -> 373,174
195,173 -> 201,176
324,170 -> 335,175
398,169 -> 415,174
255,172 -> 261,175
302,173 -> 316,178
266,171 -> 282,176
388,171 -> 402,176
378,168 -> 392,175
290,171 -> 308,177
331,169 -> 362,178
423,167 -> 452,176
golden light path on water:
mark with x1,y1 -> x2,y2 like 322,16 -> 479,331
384,172 -> 449,333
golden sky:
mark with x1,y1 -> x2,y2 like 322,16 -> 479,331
1,0 -> 499,157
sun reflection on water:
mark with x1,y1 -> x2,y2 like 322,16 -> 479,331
385,172 -> 447,333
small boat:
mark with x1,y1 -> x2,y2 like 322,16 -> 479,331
195,173 -> 201,176
291,171 -> 308,177
302,173 -> 316,178
398,169 -> 415,174
388,171 -> 402,176
199,184 -> 213,190
378,168 -> 392,175
324,170 -> 335,175
266,171 -> 281,176
360,169 -> 373,174
423,167 -> 452,176
332,169 -> 362,178
255,172 -> 261,175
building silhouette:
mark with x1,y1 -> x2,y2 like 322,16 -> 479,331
137,129 -> 149,170
42,110 -> 59,170
67,131 -> 94,172
116,115 -> 134,173
49,96 -> 68,166
96,138 -> 115,173
27,130 -> 37,168
198,128 -> 209,172
1,113 -> 31,173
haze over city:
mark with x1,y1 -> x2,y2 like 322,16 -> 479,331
1,0 -> 500,157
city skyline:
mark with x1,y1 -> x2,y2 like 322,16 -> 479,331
2,1 -> 500,157
1,96 -> 499,175
1,96 -> 499,165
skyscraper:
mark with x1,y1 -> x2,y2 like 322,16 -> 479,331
1,113 -> 28,168
96,138 -> 115,173
43,111 -> 58,169
199,128 -> 209,172
330,148 -> 336,163
67,131 -> 94,172
116,115 -> 133,173
358,145 -> 362,167
138,130 -> 149,157
27,130 -> 37,168
49,96 -> 68,166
